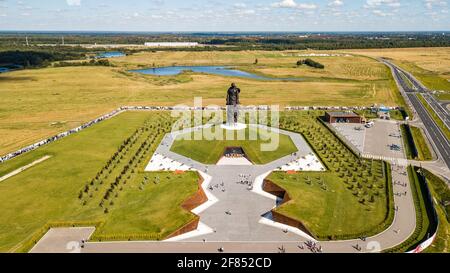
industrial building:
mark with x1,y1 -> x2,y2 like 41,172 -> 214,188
324,111 -> 363,124
144,42 -> 199,47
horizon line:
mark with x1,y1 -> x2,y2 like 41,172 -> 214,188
0,30 -> 449,34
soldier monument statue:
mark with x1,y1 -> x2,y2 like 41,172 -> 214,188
222,83 -> 246,130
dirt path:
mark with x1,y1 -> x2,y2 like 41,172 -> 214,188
0,155 -> 52,182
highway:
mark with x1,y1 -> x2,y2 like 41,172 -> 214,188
381,59 -> 450,169
407,93 -> 450,168
422,93 -> 450,129
393,64 -> 450,129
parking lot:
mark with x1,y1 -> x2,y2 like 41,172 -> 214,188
331,123 -> 366,153
333,120 -> 405,160
363,120 -> 405,160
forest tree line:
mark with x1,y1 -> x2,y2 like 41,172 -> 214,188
0,32 -> 449,51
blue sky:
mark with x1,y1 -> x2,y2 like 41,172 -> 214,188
0,0 -> 448,31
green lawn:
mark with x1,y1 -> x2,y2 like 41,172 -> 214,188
0,111 -> 199,252
435,92 -> 450,101
401,124 -> 417,160
94,172 -> 199,240
410,126 -> 433,161
268,170 -> 391,240
400,124 -> 432,161
170,126 -> 298,164
390,109 -> 408,121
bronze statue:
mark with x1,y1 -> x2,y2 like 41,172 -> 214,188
226,83 -> 241,125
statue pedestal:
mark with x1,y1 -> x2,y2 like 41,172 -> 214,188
220,123 -> 247,131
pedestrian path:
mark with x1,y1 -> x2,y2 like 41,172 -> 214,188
362,154 -> 408,166
0,155 -> 52,182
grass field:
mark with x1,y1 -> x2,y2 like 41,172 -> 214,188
268,170 -> 390,239
400,124 -> 433,161
410,126 -> 433,161
0,111 -> 200,252
274,111 -> 394,240
94,172 -> 198,238
171,126 -> 298,164
400,124 -> 432,161
401,124 -> 418,160
347,47 -> 450,98
0,50 -> 405,156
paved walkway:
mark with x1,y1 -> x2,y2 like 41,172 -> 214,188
30,227 -> 95,253
0,155 -> 52,182
30,124 -> 417,253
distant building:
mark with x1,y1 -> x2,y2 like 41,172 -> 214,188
144,42 -> 199,47
325,111 -> 363,124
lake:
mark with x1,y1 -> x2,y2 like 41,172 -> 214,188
96,51 -> 126,58
131,66 -> 302,81
0,67 -> 9,73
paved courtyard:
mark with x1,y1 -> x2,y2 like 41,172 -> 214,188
158,125 -> 322,242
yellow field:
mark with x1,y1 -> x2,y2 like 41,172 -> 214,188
346,48 -> 450,96
0,50 -> 401,155
346,47 -> 450,78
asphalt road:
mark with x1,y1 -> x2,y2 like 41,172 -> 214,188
381,59 -> 450,169
399,68 -> 427,92
407,93 -> 450,168
390,62 -> 450,129
422,93 -> 450,129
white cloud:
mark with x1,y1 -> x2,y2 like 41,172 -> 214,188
365,0 -> 401,8
66,0 -> 81,6
372,9 -> 393,16
272,0 -> 317,10
328,0 -> 344,7
424,0 -> 448,9
239,9 -> 255,15
234,3 -> 247,8
272,0 -> 297,8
